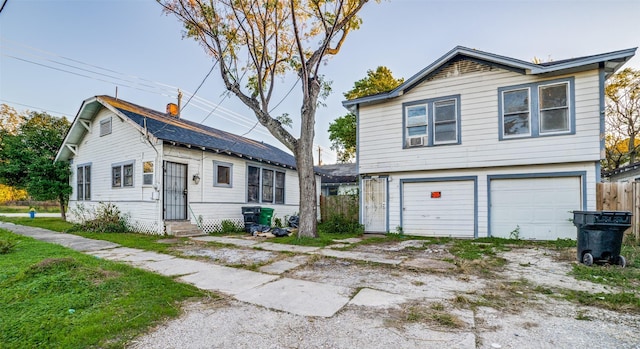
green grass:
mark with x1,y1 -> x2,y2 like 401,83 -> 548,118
0,205 -> 61,213
0,217 -> 184,254
0,229 -> 208,349
0,216 -> 73,232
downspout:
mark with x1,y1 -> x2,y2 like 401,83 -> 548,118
141,116 -> 162,234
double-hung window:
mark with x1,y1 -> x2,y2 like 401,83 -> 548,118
112,161 -> 134,188
77,164 -> 91,201
539,82 -> 570,134
499,78 -> 574,139
403,94 -> 461,148
247,165 -> 285,204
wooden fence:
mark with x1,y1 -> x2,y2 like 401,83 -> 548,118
319,195 -> 359,222
596,182 -> 640,239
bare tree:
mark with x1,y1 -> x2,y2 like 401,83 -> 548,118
158,0 -> 373,237
605,68 -> 640,170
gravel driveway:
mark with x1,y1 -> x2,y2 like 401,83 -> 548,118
129,238 -> 640,349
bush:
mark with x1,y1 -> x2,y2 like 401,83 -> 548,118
0,239 -> 17,254
220,220 -> 243,234
318,214 -> 364,235
67,202 -> 130,233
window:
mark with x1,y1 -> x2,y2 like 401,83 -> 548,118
262,169 -> 274,202
213,161 -> 233,187
499,78 -> 574,140
143,161 -> 154,186
77,164 -> 91,201
275,172 -> 285,204
112,161 -> 134,188
247,165 -> 286,204
539,82 -> 569,134
502,88 -> 530,137
100,117 -> 112,136
433,100 -> 458,144
403,95 -> 461,148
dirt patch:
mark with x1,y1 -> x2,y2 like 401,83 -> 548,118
132,239 -> 640,349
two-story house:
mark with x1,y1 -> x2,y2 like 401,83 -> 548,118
343,46 -> 636,240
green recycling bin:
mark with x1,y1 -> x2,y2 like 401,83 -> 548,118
259,207 -> 274,226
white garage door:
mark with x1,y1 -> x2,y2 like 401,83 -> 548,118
490,177 -> 581,240
402,180 -> 475,238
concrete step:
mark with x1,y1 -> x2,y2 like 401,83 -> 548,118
165,221 -> 203,237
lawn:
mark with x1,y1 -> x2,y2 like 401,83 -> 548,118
0,205 -> 61,213
0,229 -> 209,349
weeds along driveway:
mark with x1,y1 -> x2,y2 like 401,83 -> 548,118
131,235 -> 640,349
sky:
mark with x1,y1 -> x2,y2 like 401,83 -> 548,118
1,0 -> 639,165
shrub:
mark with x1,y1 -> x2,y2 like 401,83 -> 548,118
318,214 -> 364,235
0,239 -> 17,254
220,220 -> 243,234
67,202 -> 130,233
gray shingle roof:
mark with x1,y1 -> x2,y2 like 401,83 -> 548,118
104,96 -> 298,169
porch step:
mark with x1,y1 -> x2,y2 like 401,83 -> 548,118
165,221 -> 204,237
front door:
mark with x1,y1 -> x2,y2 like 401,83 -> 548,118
362,177 -> 387,233
163,161 -> 187,220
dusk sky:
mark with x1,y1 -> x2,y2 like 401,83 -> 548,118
1,0 -> 639,164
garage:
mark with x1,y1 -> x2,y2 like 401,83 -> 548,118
490,176 -> 582,240
402,179 -> 475,237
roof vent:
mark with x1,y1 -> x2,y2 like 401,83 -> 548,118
166,103 -> 179,117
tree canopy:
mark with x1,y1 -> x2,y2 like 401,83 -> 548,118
0,106 -> 71,218
159,0 -> 375,237
329,66 -> 404,162
604,68 -> 640,171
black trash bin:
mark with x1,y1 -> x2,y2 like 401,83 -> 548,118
572,211 -> 631,267
242,206 -> 261,233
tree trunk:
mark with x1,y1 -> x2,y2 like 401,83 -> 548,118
58,194 -> 66,221
295,78 -> 319,238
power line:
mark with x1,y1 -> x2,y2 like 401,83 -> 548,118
0,99 -> 73,117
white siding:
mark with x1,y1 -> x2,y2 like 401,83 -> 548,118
68,109 -> 163,233
379,162 -> 596,239
358,69 -> 601,174
67,108 -> 320,234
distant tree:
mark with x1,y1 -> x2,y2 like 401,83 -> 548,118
159,0 -> 375,238
329,66 -> 403,162
604,68 -> 640,170
0,111 -> 71,219
0,184 -> 28,204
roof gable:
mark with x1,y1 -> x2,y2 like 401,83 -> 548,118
343,46 -> 637,109
56,96 -> 297,169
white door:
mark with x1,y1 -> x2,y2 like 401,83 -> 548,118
490,177 -> 581,240
363,177 -> 387,233
402,180 -> 475,237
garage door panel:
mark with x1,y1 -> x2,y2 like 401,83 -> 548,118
490,177 -> 581,240
403,181 -> 475,238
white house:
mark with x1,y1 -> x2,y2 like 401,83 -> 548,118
55,95 -> 319,235
343,46 -> 636,240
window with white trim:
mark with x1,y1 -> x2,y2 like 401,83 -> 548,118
213,161 -> 233,187
403,95 -> 461,148
100,118 -> 112,136
247,165 -> 285,204
499,78 -> 574,139
77,164 -> 91,201
112,161 -> 134,188
143,161 -> 154,186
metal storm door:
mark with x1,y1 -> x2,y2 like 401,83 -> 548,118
163,161 -> 187,220
363,177 -> 387,233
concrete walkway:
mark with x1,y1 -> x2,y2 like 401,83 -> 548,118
0,222 -> 422,319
